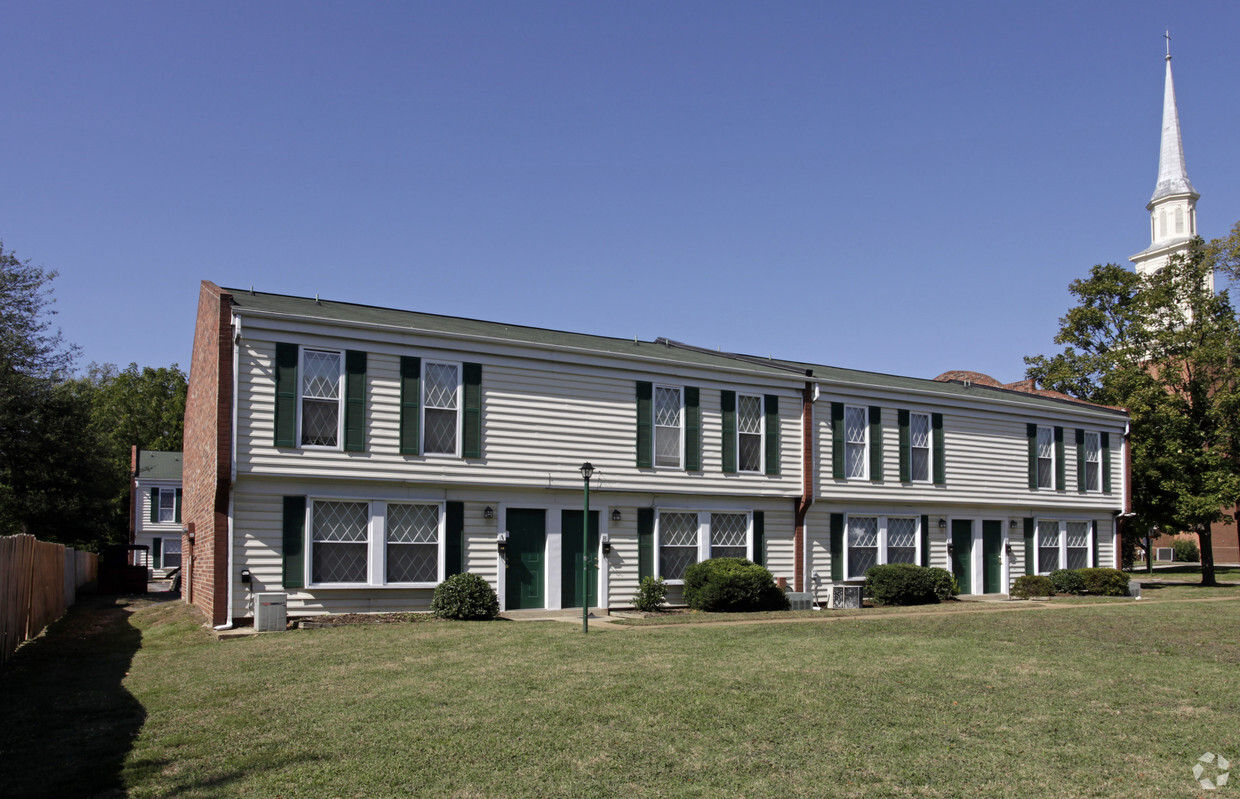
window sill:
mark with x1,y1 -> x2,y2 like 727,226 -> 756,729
306,583 -> 439,590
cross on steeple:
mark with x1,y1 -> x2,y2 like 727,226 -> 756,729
1165,30 -> 1172,60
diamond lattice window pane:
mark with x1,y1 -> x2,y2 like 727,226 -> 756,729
846,442 -> 867,478
848,517 -> 878,547
1038,521 -> 1060,546
314,542 -> 367,583
712,547 -> 747,559
1037,428 -> 1054,458
302,399 -> 339,446
313,501 -> 369,542
1038,459 -> 1053,488
845,407 -> 867,443
739,434 -> 761,472
888,518 -> 917,549
910,414 -> 930,448
1039,548 -> 1059,574
888,546 -> 916,564
1086,462 -> 1100,490
1066,548 -> 1088,570
387,543 -> 437,583
738,396 -> 762,434
661,547 -> 697,580
303,350 -> 341,400
911,448 -> 930,481
655,387 -> 681,427
849,546 -> 877,579
424,363 -> 459,410
711,513 -> 748,548
1066,522 -> 1090,548
1085,432 -> 1100,462
661,512 -> 698,547
655,427 -> 680,467
388,504 -> 439,544
424,408 -> 457,454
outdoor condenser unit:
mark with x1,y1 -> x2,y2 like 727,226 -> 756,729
1155,547 -> 1174,562
254,592 -> 288,632
785,591 -> 814,611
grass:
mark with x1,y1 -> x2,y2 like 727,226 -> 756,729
2,592 -> 1239,798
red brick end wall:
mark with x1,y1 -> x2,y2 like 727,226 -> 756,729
183,281 -> 233,626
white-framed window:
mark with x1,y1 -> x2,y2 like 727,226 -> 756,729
657,510 -> 753,582
157,488 -> 176,523
162,537 -> 182,569
845,514 -> 921,580
654,385 -> 683,468
737,394 -> 763,473
845,405 -> 868,479
423,361 -> 461,456
308,499 -> 446,587
910,412 -> 931,482
1036,426 -> 1054,489
1083,431 -> 1101,492
1035,518 -> 1093,574
300,348 -> 343,448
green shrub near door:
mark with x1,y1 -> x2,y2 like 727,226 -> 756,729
431,573 -> 500,620
682,558 -> 789,612
865,563 -> 959,606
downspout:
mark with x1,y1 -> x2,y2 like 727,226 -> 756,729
1122,419 -> 1132,570
213,313 -> 241,631
794,377 -> 815,592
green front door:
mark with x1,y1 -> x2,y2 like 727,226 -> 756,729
982,520 -> 1004,594
561,510 -> 599,609
505,509 -> 546,610
951,519 -> 972,595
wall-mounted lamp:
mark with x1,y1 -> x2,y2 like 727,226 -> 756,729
240,568 -> 252,584
483,506 -> 494,520
938,518 -> 947,530
611,509 -> 621,522
601,533 -> 611,556
1009,519 -> 1019,529
497,531 -> 509,555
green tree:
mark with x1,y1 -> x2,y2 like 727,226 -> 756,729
1025,234 -> 1240,586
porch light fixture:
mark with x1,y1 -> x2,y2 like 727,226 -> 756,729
1009,519 -> 1018,529
483,506 -> 494,520
938,518 -> 947,530
579,463 -> 595,634
611,509 -> 621,522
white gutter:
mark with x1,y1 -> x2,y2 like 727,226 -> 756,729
214,314 -> 242,631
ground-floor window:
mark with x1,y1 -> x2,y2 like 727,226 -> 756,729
846,514 -> 921,580
657,510 -> 753,581
1035,518 -> 1093,574
309,499 -> 444,587
162,537 -> 182,569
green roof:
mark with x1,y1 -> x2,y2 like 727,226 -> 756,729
137,450 -> 182,481
225,288 -> 806,380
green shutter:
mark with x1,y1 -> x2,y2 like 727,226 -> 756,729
830,513 -> 844,581
282,495 -> 306,590
463,363 -> 482,459
1026,423 -> 1038,489
920,514 -> 929,568
764,395 -> 780,476
446,501 -> 464,577
932,413 -> 945,486
720,390 -> 737,473
1023,517 -> 1035,575
1091,520 -> 1099,567
399,356 -> 421,455
1054,426 -> 1065,491
152,537 -> 162,570
638,508 -> 654,579
149,487 -> 158,523
274,342 -> 299,448
636,382 -> 653,468
752,511 -> 765,566
869,406 -> 883,481
898,409 -> 911,482
684,386 -> 701,471
344,350 -> 367,452
174,488 -> 182,524
1101,432 -> 1112,493
831,402 -> 845,479
1075,428 -> 1086,492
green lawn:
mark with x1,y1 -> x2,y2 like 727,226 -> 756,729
2,593 -> 1239,798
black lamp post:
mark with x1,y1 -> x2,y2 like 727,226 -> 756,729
579,462 -> 594,634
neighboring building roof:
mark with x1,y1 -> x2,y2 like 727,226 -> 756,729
136,450 -> 182,481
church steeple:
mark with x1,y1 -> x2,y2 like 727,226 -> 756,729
1131,32 -> 1203,282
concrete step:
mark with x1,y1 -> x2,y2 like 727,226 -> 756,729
499,607 -> 609,621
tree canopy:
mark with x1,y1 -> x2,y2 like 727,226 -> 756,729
1025,231 -> 1240,585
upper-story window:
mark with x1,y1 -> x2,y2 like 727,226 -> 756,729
1036,426 -> 1055,489
158,488 -> 176,523
909,412 -> 931,482
1083,431 -> 1101,492
301,349 -> 343,447
845,405 -> 868,479
737,394 -> 763,473
654,385 -> 683,468
423,361 -> 461,456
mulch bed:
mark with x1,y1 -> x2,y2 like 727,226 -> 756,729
295,612 -> 436,628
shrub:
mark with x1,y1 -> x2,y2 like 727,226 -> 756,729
864,563 -> 957,606
1076,567 -> 1130,597
431,573 -> 500,620
632,576 -> 668,612
682,558 -> 789,612
1011,574 -> 1055,599
1049,569 -> 1085,595
1173,538 -> 1200,563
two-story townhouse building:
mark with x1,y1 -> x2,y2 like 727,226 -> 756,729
130,447 -> 184,576
183,282 -> 1129,627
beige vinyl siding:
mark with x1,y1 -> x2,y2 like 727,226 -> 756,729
762,506 -> 797,587
135,481 -> 182,535
603,510 -> 638,608
462,501 -> 500,588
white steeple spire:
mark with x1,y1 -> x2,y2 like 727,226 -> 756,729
1150,32 -> 1197,204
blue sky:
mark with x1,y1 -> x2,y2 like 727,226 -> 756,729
3,1 -> 1239,382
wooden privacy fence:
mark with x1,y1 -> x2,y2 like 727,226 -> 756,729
1,534 -> 98,667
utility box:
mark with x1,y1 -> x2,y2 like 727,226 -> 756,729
254,592 -> 288,632
785,591 -> 814,611
831,585 -> 862,609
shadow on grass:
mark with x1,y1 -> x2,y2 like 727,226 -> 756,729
0,593 -> 150,798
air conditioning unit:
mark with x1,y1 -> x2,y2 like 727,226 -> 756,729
785,591 -> 814,611
1155,547 -> 1174,562
831,585 -> 862,609
254,592 -> 288,632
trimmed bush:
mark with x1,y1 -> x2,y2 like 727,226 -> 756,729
1011,574 -> 1055,600
632,576 -> 668,612
1173,538 -> 1200,563
431,573 -> 500,620
1049,569 -> 1085,595
682,558 -> 789,612
864,563 -> 958,606
1076,567 -> 1130,597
